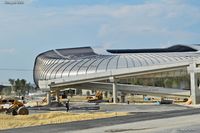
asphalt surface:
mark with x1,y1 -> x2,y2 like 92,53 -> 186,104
71,112 -> 200,133
28,103 -> 189,114
2,107 -> 200,133
99,103 -> 189,112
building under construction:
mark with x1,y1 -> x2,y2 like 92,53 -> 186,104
33,44 -> 200,105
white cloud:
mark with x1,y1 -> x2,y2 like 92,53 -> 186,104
0,0 -> 200,49
93,0 -> 200,47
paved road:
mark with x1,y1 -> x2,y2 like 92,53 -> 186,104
71,112 -> 200,133
99,103 -> 189,112
2,108 -> 200,133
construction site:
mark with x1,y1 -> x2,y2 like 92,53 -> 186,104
2,44 -> 200,132
0,88 -> 192,130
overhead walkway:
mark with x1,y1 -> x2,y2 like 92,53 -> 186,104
73,82 -> 190,97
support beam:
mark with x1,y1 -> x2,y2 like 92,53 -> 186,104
188,63 -> 200,104
109,77 -> 118,104
73,82 -> 190,97
113,81 -> 117,103
46,91 -> 51,106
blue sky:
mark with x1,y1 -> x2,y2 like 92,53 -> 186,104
0,0 -> 200,84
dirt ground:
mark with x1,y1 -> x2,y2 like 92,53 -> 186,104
0,111 -> 128,130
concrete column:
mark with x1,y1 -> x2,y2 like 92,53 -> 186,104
46,91 -> 51,106
189,63 -> 200,104
109,76 -> 118,103
112,80 -> 117,104
55,90 -> 60,103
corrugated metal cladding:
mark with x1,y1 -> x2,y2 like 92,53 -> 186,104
33,45 -> 200,86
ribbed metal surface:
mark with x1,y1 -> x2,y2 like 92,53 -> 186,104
33,45 -> 200,86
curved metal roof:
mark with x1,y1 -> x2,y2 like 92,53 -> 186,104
107,44 -> 200,53
33,45 -> 200,87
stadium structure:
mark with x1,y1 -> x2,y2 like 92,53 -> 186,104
33,44 -> 200,104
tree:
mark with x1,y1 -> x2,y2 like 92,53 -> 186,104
8,78 -> 32,97
2,86 -> 11,96
20,79 -> 27,97
9,78 -> 15,93
15,79 -> 22,97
